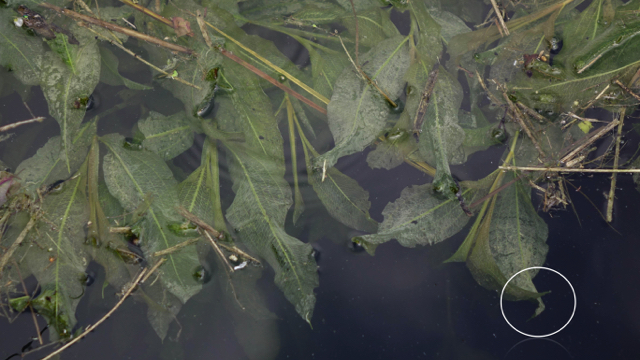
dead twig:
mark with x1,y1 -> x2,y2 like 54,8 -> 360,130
606,109 -> 625,222
41,268 -> 150,360
0,217 -> 37,278
152,237 -> 200,257
413,63 -> 439,134
0,117 -> 45,133
40,3 -> 194,55
490,0 -> 510,36
614,79 -> 640,102
502,92 -> 546,159
559,118 -> 619,165
13,261 -> 43,346
498,165 -> 640,173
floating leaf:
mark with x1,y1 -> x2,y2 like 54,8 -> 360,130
139,111 -> 194,160
315,35 -> 411,169
356,175 -> 495,253
16,120 -> 96,196
39,27 -> 100,172
101,134 -> 202,304
99,46 -> 152,90
0,8 -> 45,85
224,141 -> 319,323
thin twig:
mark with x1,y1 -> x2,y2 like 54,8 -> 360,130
216,47 -> 327,115
0,117 -> 45,133
40,268 -> 149,360
490,0 -> 510,35
413,63 -> 439,133
614,79 -> 640,102
0,217 -> 36,277
176,206 -> 223,238
348,0 -> 359,66
499,165 -> 640,173
13,261 -> 43,345
80,25 -> 201,90
152,237 -> 200,257
502,92 -> 546,159
606,109 -> 625,222
40,3 -> 194,55
141,258 -> 166,283
203,230 -> 234,273
469,172 -> 528,209
560,118 -> 619,164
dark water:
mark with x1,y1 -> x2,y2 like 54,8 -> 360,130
2,2 -> 640,360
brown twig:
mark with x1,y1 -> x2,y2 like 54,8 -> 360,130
119,0 -> 173,27
559,118 -> 619,164
0,217 -> 36,278
80,25 -> 201,90
606,109 -> 625,222
489,0 -> 510,36
348,0 -> 360,66
176,206 -> 223,239
217,48 -> 327,115
614,79 -> 640,102
502,92 -> 546,159
413,63 -> 439,133
152,237 -> 200,257
202,230 -> 234,273
498,165 -> 640,173
40,3 -> 194,55
13,261 -> 43,345
41,268 -> 150,360
0,117 -> 45,133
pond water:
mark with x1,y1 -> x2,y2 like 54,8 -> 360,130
1,0 -> 640,359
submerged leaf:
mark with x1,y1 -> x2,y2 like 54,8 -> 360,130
101,134 -> 202,304
356,175 -> 495,253
139,111 -> 194,160
16,120 -> 96,196
224,141 -> 319,323
316,35 -> 411,169
99,46 -> 152,90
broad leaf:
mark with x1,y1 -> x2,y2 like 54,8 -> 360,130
39,26 -> 101,172
101,134 -> 202,304
316,35 -> 411,169
139,111 -> 194,160
356,175 -> 495,253
16,120 -> 96,196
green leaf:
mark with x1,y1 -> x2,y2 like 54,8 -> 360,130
426,7 -> 471,44
40,29 -> 101,172
0,8 -> 45,85
341,7 -> 400,48
101,134 -> 202,304
356,175 -> 494,252
26,173 -> 89,339
315,35 -> 411,169
99,46 -> 152,90
224,141 -> 319,324
139,111 -> 194,160
16,120 -> 96,196
466,173 -> 549,315
216,57 -> 318,322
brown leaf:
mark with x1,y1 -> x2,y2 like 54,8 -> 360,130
171,17 -> 193,37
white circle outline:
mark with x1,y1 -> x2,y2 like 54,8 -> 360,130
500,266 -> 576,338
